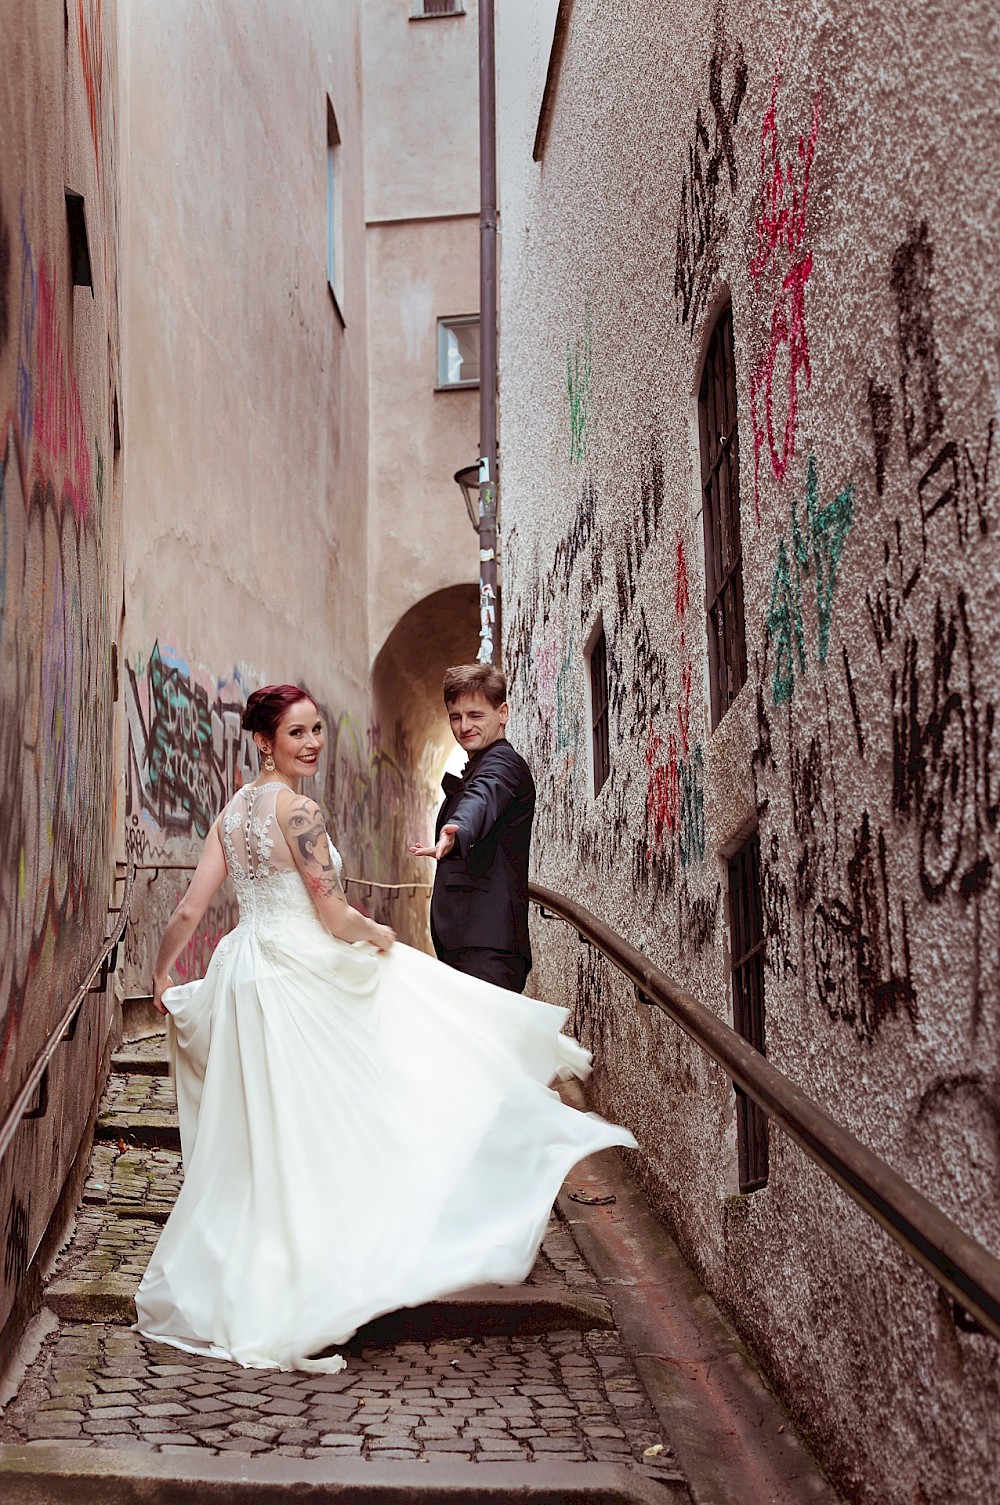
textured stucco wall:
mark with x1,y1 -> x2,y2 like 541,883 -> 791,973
0,0 -> 124,1349
361,0 -> 481,922
120,0 -> 428,958
496,1 -> 1000,1501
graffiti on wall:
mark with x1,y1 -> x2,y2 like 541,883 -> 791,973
748,60 -> 822,522
751,218 -> 997,1054
674,32 -> 749,331
567,309 -> 592,464
0,200 -> 114,1073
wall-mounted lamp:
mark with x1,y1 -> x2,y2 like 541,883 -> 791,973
453,463 -> 481,531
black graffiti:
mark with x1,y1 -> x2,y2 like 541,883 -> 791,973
812,814 -> 916,1044
865,519 -> 922,663
4,1191 -> 30,1289
891,592 -> 997,906
674,36 -> 748,330
761,836 -> 795,979
677,880 -> 721,956
842,646 -> 865,758
891,221 -> 944,463
614,432 -> 666,632
866,378 -> 893,497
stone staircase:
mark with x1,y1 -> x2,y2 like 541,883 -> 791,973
0,1032 -> 689,1503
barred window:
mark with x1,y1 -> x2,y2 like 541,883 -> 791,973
699,305 -> 747,728
728,831 -> 768,1192
589,625 -> 610,796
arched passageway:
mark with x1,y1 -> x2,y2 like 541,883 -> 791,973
371,582 -> 479,946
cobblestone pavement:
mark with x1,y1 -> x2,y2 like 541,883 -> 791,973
83,1145 -> 182,1209
0,1322 -> 671,1465
0,1041 -> 686,1486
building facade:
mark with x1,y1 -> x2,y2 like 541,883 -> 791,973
495,2 -> 1000,1501
0,0 -> 125,1357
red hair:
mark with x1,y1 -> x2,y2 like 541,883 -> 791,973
242,684 -> 318,742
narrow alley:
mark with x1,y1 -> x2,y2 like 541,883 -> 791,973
1,1 -> 998,1503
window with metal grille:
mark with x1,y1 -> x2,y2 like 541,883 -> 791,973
589,625 -> 610,796
728,831 -> 768,1192
414,0 -> 463,16
699,305 -> 747,729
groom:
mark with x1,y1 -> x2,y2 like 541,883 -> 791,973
410,664 -> 535,992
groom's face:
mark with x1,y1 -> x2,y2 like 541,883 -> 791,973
448,693 -> 508,756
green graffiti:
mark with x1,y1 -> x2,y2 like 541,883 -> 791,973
567,310 -> 592,464
768,454 -> 855,704
768,536 -> 806,705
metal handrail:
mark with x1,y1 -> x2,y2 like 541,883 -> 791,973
0,862 -> 136,1166
529,881 -> 1000,1342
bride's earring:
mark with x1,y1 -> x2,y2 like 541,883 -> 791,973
264,751 -> 275,772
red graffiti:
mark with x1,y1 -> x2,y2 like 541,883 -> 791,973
645,727 -> 680,853
748,61 -> 822,520
750,252 -> 813,512
677,650 -> 693,756
674,534 -> 690,619
750,61 -> 821,284
76,0 -> 104,176
33,262 -> 91,519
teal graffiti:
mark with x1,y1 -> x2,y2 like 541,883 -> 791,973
767,454 -> 854,704
679,743 -> 705,868
567,310 -> 592,464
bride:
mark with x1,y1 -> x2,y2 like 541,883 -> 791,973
134,684 -> 636,1373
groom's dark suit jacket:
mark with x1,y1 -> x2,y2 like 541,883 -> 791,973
430,738 -> 536,968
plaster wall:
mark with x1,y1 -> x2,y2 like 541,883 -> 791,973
362,0 -> 479,224
120,1 -> 428,959
361,0 -> 482,912
0,0 -> 124,1348
496,2 -> 1000,1501
366,215 -> 480,661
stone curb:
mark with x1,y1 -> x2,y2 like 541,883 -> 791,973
110,1056 -> 171,1077
44,1282 -> 614,1338
554,1123 -> 843,1505
95,1116 -> 181,1150
0,1447 -> 672,1503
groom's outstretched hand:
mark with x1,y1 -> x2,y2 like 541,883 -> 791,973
409,823 -> 460,862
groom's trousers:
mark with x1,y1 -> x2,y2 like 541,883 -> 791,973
437,945 -> 529,995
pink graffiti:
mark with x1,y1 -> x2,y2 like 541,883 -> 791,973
674,534 -> 690,619
677,652 -> 693,757
750,61 -> 821,285
748,61 -> 822,521
749,252 -> 813,514
76,0 -> 104,176
645,727 -> 679,853
33,261 -> 92,519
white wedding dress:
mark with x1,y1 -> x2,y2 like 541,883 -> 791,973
133,781 -> 636,1372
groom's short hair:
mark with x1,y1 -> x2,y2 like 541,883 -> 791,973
443,664 -> 507,709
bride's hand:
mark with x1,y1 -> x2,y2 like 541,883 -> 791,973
152,974 -> 174,1014
369,923 -> 395,953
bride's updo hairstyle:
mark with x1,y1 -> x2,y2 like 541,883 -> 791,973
242,684 -> 318,743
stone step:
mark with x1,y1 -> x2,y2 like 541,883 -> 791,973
94,1114 -> 181,1151
0,1449 -> 682,1502
44,1280 -> 614,1340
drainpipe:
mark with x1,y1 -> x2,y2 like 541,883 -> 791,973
476,0 -> 499,666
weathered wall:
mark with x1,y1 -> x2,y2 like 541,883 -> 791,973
361,0 -> 481,911
120,0 -> 429,958
496,1 -> 1000,1501
0,0 -> 124,1347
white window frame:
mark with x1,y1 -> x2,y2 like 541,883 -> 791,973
436,315 -> 480,390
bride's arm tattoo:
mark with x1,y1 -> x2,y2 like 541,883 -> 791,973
286,798 -> 346,900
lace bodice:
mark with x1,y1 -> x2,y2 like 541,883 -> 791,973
218,783 -> 343,945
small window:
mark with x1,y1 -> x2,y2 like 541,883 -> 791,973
65,191 -> 93,291
412,0 -> 464,16
326,100 -> 344,315
436,316 -> 480,389
588,623 -> 610,796
728,831 -> 768,1192
699,304 -> 747,728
